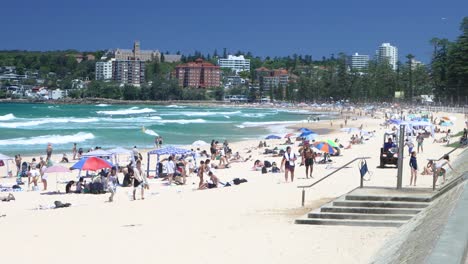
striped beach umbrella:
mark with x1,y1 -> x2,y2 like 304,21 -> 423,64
313,142 -> 336,154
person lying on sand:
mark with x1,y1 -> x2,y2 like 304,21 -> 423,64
0,193 -> 15,202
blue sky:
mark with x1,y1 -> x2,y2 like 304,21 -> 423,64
2,0 -> 467,63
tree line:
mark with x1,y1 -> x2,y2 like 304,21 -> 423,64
1,17 -> 466,104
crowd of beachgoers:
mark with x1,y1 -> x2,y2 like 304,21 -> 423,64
1,104 -> 467,208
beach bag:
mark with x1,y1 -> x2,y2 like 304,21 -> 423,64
261,166 -> 268,174
264,161 -> 272,168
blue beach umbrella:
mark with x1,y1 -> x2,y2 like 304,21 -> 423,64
299,130 -> 317,137
304,133 -> 318,141
299,128 -> 312,133
265,135 -> 281,139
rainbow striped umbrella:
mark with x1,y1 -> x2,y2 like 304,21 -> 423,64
313,142 -> 336,154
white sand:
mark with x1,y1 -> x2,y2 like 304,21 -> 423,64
0,110 -> 466,264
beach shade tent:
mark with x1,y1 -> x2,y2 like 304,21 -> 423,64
397,121 -> 435,137
43,165 -> 71,192
147,146 -> 195,177
71,157 -> 113,171
82,149 -> 113,159
0,153 -> 14,177
108,147 -> 135,167
265,135 -> 281,140
192,140 -> 209,146
313,142 -> 336,154
299,128 -> 312,133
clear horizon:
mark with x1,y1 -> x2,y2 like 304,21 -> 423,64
2,0 -> 467,63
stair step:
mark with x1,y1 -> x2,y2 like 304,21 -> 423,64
333,201 -> 429,209
295,218 -> 405,227
308,212 -> 413,221
345,195 -> 431,203
320,206 -> 421,215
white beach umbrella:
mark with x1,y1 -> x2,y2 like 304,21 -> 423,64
192,140 -> 209,146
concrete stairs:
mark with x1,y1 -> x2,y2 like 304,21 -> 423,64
295,193 -> 431,227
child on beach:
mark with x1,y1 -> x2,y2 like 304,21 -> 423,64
107,167 -> 118,202
409,151 -> 418,186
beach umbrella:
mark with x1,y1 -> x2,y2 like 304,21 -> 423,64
284,133 -> 296,138
304,133 -> 318,141
71,157 -> 113,171
299,130 -> 317,137
323,139 -> 339,148
44,165 -> 70,193
192,140 -> 209,146
44,165 -> 70,173
313,142 -> 336,154
265,135 -> 281,140
299,128 -> 311,133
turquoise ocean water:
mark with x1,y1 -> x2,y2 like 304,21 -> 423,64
0,103 -> 332,156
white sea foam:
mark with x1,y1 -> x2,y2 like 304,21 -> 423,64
0,117 -> 100,128
96,107 -> 156,115
149,116 -> 162,120
236,125 -> 246,128
96,104 -> 110,107
157,119 -> 207,124
0,132 -> 95,146
143,128 -> 159,136
0,113 -> 15,121
241,120 -> 307,127
166,105 -> 186,108
160,111 -> 242,117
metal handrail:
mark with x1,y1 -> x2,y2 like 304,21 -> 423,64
298,156 -> 371,206
431,146 -> 461,190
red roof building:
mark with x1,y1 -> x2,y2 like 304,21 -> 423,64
174,59 -> 221,88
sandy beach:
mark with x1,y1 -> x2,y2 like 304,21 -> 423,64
0,108 -> 466,264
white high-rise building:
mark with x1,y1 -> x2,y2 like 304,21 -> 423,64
348,53 -> 369,70
95,59 -> 114,80
218,55 -> 250,73
376,43 -> 398,70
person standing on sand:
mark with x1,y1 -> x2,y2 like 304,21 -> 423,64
409,151 -> 418,186
301,142 -> 315,179
72,143 -> 77,160
166,156 -> 176,185
197,160 -> 205,189
416,133 -> 424,153
46,143 -> 53,162
14,154 -> 21,177
133,160 -> 147,200
281,146 -> 297,182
